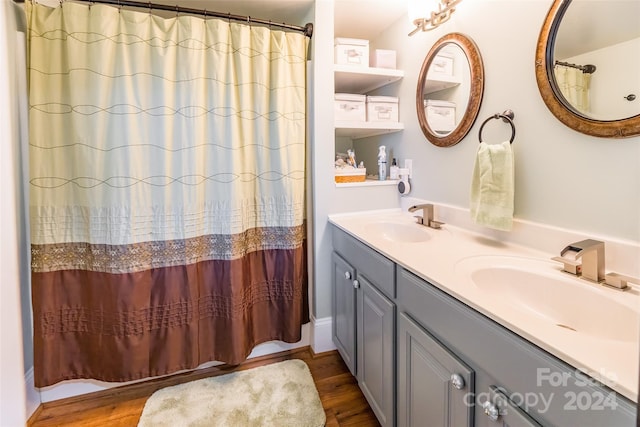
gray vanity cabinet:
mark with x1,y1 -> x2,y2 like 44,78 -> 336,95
332,228 -> 396,427
397,312 -> 474,427
357,274 -> 395,427
330,225 -> 635,427
331,251 -> 357,375
396,266 -> 636,427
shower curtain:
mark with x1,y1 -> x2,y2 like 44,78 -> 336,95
27,1 -> 308,387
554,64 -> 591,114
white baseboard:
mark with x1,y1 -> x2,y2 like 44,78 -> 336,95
38,321 -> 327,403
25,367 -> 41,419
310,315 -> 336,354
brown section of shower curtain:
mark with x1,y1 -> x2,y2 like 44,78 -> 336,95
31,244 -> 308,387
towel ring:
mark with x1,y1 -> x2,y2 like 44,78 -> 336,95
478,110 -> 515,144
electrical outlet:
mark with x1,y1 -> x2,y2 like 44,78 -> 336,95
404,159 -> 413,178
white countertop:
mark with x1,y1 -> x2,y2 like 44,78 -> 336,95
328,209 -> 639,402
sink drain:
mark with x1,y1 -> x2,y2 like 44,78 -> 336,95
556,324 -> 577,332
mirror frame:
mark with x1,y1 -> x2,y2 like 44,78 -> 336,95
535,0 -> 640,138
416,32 -> 484,147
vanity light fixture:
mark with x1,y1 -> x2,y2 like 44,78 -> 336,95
408,0 -> 463,36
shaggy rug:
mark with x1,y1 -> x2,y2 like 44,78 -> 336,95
137,359 -> 326,427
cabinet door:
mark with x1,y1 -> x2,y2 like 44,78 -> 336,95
398,312 -> 474,427
477,386 -> 542,427
331,252 -> 357,375
357,274 -> 395,427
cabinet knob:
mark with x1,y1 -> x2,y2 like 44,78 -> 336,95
450,373 -> 465,390
353,279 -> 360,289
344,271 -> 352,280
482,401 -> 500,422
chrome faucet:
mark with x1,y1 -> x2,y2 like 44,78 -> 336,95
408,204 -> 444,229
555,239 -> 605,283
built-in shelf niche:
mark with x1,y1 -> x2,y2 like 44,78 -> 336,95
334,65 -> 404,188
334,65 -> 404,94
335,121 -> 404,140
335,178 -> 399,188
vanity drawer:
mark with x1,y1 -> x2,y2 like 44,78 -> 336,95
332,227 -> 395,298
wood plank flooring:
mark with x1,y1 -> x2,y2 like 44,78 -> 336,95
29,347 -> 380,427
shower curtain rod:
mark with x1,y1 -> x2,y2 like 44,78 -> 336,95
555,60 -> 596,74
16,0 -> 313,37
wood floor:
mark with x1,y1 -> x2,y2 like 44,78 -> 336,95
29,347 -> 380,427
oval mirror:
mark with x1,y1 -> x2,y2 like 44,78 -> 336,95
416,32 -> 484,147
535,0 -> 640,138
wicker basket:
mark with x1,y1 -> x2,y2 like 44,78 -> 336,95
335,168 -> 366,183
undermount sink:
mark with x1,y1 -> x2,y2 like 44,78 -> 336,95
364,221 -> 432,243
455,256 -> 639,343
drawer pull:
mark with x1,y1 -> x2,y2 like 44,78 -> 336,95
482,401 -> 500,422
353,279 -> 360,289
344,271 -> 352,280
450,373 -> 465,390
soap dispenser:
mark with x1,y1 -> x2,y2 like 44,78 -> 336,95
390,158 -> 399,180
377,145 -> 387,181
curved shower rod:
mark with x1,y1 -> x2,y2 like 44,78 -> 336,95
14,0 -> 314,38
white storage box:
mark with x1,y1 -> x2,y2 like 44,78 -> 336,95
425,99 -> 456,132
367,96 -> 399,122
427,52 -> 454,77
334,37 -> 369,67
371,49 -> 396,69
335,93 -> 367,122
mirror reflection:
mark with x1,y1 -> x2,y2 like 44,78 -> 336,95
552,0 -> 640,121
423,43 -> 470,136
416,32 -> 484,147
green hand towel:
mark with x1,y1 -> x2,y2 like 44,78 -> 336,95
470,141 -> 514,231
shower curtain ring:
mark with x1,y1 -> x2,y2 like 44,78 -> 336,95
175,4 -> 179,16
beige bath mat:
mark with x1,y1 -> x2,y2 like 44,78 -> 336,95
137,359 -> 326,427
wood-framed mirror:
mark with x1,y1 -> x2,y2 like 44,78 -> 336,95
416,32 -> 484,147
535,0 -> 640,138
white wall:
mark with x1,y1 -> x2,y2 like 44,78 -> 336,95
1,1 -> 29,424
310,0 -> 400,319
362,0 -> 639,242
310,0 -> 640,322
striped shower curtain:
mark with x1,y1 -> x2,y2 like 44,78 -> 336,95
26,1 -> 308,387
554,64 -> 591,114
